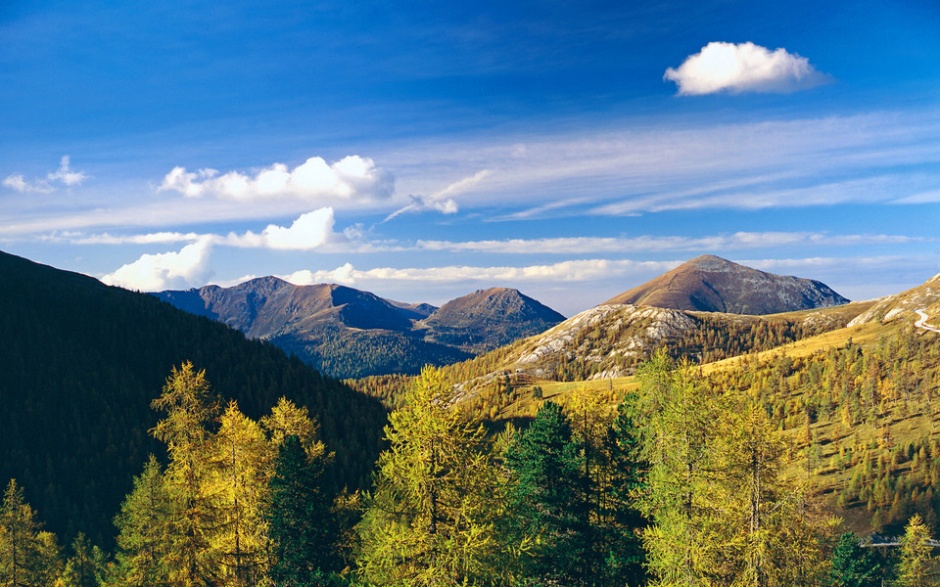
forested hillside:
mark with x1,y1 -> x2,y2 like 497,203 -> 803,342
0,251 -> 387,547
349,301 -> 869,410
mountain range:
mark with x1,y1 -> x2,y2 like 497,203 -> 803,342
3,246 -> 939,546
154,280 -> 565,378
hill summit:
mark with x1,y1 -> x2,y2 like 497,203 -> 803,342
417,287 -> 566,352
604,255 -> 849,315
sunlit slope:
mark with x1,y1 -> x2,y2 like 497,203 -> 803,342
482,286 -> 940,534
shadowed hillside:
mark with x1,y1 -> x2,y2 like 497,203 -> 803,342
0,251 -> 387,547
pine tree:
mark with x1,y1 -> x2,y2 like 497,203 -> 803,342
597,394 -> 648,586
111,455 -> 172,587
267,435 -> 339,587
0,479 -> 45,587
825,532 -> 880,587
209,401 -> 274,587
897,514 -> 936,587
502,401 -> 594,586
356,365 -> 498,586
150,362 -> 221,587
635,352 -> 725,587
62,532 -> 108,587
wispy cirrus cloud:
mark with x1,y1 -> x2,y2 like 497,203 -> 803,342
664,42 -> 829,95
384,169 -> 492,221
386,110 -> 940,220
416,232 -> 932,254
3,156 -> 88,193
159,155 -> 393,203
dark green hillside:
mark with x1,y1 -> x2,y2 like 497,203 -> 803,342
0,251 -> 387,547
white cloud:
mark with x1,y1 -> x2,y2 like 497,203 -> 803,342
101,238 -> 214,291
283,263 -> 358,286
223,207 -> 336,250
51,207 -> 344,252
47,156 -> 88,186
664,42 -> 827,95
159,155 -> 393,203
2,174 -> 38,193
385,169 -> 491,221
416,232 -> 930,254
279,259 -> 679,287
46,231 -> 204,245
3,155 -> 88,193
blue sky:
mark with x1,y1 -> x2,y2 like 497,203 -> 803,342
2,0 -> 939,316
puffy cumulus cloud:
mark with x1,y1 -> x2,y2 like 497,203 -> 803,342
3,156 -> 88,193
159,155 -> 393,203
224,207 -> 336,250
101,238 -> 214,291
282,263 -> 358,286
664,42 -> 827,95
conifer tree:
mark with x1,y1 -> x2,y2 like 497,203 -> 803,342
150,362 -> 221,587
725,397 -> 786,586
260,397 -> 321,454
825,532 -> 880,587
502,401 -> 594,586
897,514 -> 936,587
597,394 -> 648,585
209,401 -> 274,586
357,365 -> 498,586
62,532 -> 108,587
0,479 -> 45,587
267,435 -> 339,587
635,352 -> 725,587
34,530 -> 64,587
111,455 -> 172,587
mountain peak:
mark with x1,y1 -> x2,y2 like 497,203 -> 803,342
604,256 -> 848,315
418,287 -> 565,352
687,254 -> 738,271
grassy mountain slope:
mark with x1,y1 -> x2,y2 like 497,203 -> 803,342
461,277 -> 940,534
0,251 -> 387,546
428,300 -> 872,404
605,254 -> 849,314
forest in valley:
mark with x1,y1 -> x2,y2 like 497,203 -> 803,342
5,349 -> 940,587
